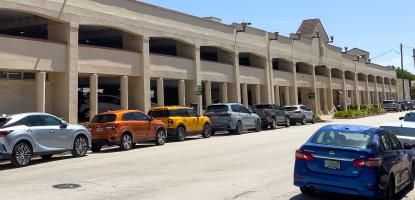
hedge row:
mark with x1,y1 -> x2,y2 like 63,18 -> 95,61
334,105 -> 384,118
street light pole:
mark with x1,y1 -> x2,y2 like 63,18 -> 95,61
401,43 -> 405,100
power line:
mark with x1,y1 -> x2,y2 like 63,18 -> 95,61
371,48 -> 400,60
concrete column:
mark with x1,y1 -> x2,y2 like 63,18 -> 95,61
274,85 -> 280,106
129,36 -> 151,113
291,62 -> 298,105
323,88 -> 328,114
354,74 -> 360,110
342,71 -> 348,110
254,84 -> 261,105
89,74 -> 98,120
157,78 -> 164,107
312,66 -> 319,114
120,76 -> 128,110
220,82 -> 228,103
389,80 -> 393,100
48,23 -> 79,123
365,76 -> 370,104
382,78 -> 386,100
229,52 -> 241,103
36,72 -> 46,113
178,80 -> 186,106
205,81 -> 212,107
284,86 -> 290,106
328,68 -> 334,111
375,80 -> 379,106
241,83 -> 249,107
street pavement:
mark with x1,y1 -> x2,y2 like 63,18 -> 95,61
0,111 -> 414,200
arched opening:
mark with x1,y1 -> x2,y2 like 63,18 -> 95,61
391,79 -> 397,86
331,68 -> 343,107
331,68 -> 343,79
239,53 -> 266,69
384,77 -> 391,85
200,46 -> 233,64
315,65 -> 329,77
272,58 -> 293,72
376,76 -> 383,84
296,62 -> 313,74
345,71 -> 355,80
358,73 -> 367,82
368,75 -> 375,83
150,37 -> 194,59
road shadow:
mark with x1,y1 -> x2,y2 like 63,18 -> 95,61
0,155 -> 77,171
97,143 -> 156,154
289,189 -> 411,200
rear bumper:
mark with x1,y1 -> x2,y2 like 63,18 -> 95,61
294,161 -> 383,198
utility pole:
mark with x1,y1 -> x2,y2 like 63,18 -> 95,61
401,43 -> 405,100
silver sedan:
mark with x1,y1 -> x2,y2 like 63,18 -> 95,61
0,113 -> 91,167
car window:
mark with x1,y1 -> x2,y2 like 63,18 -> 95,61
253,105 -> 272,109
207,105 -> 228,112
122,112 -> 135,121
388,133 -> 402,150
300,106 -> 308,110
404,113 -> 415,122
169,109 -> 189,117
383,100 -> 394,104
241,106 -> 250,114
148,110 -> 168,118
186,109 -> 197,117
133,112 -> 149,121
311,130 -> 372,149
231,105 -> 241,112
25,115 -> 45,127
40,115 -> 62,126
380,133 -> 393,151
92,114 -> 116,123
0,118 -> 10,128
285,106 -> 298,111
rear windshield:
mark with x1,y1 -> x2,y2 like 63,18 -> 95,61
383,100 -> 394,104
0,118 -> 10,128
149,109 -> 194,117
253,105 -> 272,109
148,110 -> 169,118
206,105 -> 228,112
92,114 -> 116,123
284,106 -> 298,111
311,130 -> 372,149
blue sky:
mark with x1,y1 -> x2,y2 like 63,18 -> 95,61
141,0 -> 415,72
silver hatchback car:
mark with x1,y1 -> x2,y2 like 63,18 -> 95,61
0,113 -> 91,167
205,103 -> 262,134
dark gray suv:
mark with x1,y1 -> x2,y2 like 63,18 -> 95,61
205,103 -> 261,135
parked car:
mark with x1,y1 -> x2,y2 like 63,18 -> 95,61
381,112 -> 415,145
79,95 -> 121,119
399,100 -> 414,111
148,106 -> 211,141
284,105 -> 315,125
88,110 -> 167,152
204,103 -> 262,135
382,100 -> 402,112
294,124 -> 415,199
252,104 -> 290,129
0,113 -> 90,167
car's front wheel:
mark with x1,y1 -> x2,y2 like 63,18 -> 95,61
311,116 -> 316,124
119,133 -> 133,151
155,128 -> 166,145
201,124 -> 211,138
385,177 -> 396,200
284,118 -> 290,127
270,118 -> 277,129
254,119 -> 262,132
72,135 -> 89,157
301,116 -> 307,125
299,187 -> 314,196
11,142 -> 32,167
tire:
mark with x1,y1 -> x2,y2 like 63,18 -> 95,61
72,135 -> 89,157
300,187 -> 314,196
233,121 -> 243,135
91,144 -> 102,153
41,154 -> 53,160
11,142 -> 32,167
254,119 -> 262,132
311,116 -> 316,124
175,126 -> 186,142
270,118 -> 277,129
119,133 -> 133,151
201,124 -> 211,138
155,128 -> 166,146
284,118 -> 291,128
211,130 -> 216,136
301,116 -> 307,125
385,177 -> 396,200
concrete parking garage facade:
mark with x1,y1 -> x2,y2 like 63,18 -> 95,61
0,0 -> 398,123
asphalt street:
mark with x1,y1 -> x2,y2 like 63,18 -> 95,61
0,112 -> 414,200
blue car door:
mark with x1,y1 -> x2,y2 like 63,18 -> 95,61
380,132 -> 402,190
388,132 -> 411,189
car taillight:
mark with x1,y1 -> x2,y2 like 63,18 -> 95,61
353,157 -> 382,168
109,123 -> 119,129
0,130 -> 12,137
295,149 -> 313,161
168,119 -> 173,126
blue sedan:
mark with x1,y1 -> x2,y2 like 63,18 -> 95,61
294,124 -> 415,199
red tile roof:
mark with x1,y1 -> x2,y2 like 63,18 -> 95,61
297,18 -> 321,35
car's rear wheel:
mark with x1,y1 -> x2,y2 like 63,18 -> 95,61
155,128 -> 166,145
311,116 -> 316,124
270,118 -> 277,129
119,133 -> 133,151
201,124 -> 211,138
91,144 -> 103,152
41,154 -> 53,160
233,121 -> 243,135
284,118 -> 290,127
300,187 -> 315,196
11,142 -> 32,167
176,126 -> 186,142
386,177 -> 396,200
301,116 -> 307,125
72,135 -> 89,157
254,119 -> 262,132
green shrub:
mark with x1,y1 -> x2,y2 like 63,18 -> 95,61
334,105 -> 384,119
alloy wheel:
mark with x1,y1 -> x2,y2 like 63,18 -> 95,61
122,134 -> 133,150
157,129 -> 166,145
74,136 -> 88,156
14,143 -> 32,166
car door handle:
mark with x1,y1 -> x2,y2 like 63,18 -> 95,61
27,129 -> 33,133
49,130 -> 56,133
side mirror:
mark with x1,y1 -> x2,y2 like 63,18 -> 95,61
149,116 -> 154,121
403,143 -> 413,150
399,117 -> 404,120
60,121 -> 68,128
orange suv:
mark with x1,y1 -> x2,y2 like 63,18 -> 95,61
88,110 -> 167,152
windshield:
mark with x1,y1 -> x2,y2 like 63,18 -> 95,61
0,118 -> 10,128
253,105 -> 273,109
206,105 -> 228,112
310,130 -> 372,149
92,114 -> 116,123
383,100 -> 394,104
284,106 -> 298,111
404,113 -> 415,122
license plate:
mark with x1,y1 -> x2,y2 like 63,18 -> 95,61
96,127 -> 104,133
324,160 -> 341,169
